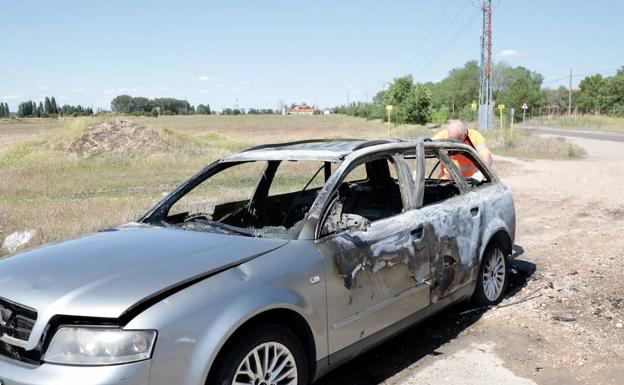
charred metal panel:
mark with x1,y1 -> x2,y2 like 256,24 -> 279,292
318,210 -> 430,355
420,192 -> 483,303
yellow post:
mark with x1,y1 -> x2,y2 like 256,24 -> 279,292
510,115 -> 514,137
470,100 -> 477,121
385,105 -> 394,137
497,104 -> 505,139
510,107 -> 515,137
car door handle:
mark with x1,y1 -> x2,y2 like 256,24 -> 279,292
470,207 -> 480,217
411,226 -> 424,239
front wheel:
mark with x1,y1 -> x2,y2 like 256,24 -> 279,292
211,324 -> 308,385
472,242 -> 510,306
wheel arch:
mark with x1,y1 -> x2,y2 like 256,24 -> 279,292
205,307 -> 317,385
481,227 -> 513,262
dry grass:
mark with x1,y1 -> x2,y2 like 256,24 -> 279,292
0,114 -> 584,256
525,115 -> 624,133
0,117 -> 68,152
483,131 -> 585,159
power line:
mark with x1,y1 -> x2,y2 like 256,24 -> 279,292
542,70 -> 619,85
404,0 -> 454,71
408,0 -> 472,75
412,8 -> 481,79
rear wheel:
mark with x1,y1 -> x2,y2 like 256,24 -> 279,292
473,242 -> 509,306
211,324 -> 308,385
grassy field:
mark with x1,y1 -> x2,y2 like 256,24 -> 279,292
0,117 -> 66,152
524,115 -> 624,133
0,115 -> 584,256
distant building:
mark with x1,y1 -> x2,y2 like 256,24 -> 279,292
285,103 -> 317,115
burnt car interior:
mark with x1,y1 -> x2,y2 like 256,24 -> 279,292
422,153 -> 462,206
156,156 -> 405,238
320,157 -> 404,235
159,160 -> 331,237
148,143 -> 490,238
335,158 -> 403,222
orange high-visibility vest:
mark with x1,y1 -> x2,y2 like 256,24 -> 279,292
432,129 -> 490,178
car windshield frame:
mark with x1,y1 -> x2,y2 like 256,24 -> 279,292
139,158 -> 342,240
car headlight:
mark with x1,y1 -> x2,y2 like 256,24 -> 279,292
43,327 -> 157,366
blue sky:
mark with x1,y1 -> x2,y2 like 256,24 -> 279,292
1,0 -> 622,111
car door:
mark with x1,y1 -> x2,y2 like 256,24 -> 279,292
418,148 -> 484,302
315,154 -> 431,358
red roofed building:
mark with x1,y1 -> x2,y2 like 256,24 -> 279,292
284,103 -> 318,115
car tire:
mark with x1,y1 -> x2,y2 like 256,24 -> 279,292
472,242 -> 510,306
211,324 -> 308,385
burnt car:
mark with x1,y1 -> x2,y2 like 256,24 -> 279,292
0,138 -> 515,385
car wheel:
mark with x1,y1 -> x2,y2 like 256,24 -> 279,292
473,242 -> 509,306
212,324 -> 308,385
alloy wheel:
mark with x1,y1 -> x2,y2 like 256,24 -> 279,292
233,342 -> 298,385
482,248 -> 506,302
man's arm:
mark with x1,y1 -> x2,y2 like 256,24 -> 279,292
469,130 -> 492,166
480,148 -> 493,166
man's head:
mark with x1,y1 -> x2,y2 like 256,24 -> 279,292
447,120 -> 468,141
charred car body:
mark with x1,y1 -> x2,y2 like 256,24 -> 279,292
0,138 -> 515,385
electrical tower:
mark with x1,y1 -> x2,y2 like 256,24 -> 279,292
475,0 -> 495,131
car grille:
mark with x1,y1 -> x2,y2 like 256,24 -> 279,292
0,298 -> 37,342
0,297 -> 40,364
0,340 -> 41,365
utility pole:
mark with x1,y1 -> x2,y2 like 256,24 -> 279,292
568,68 -> 573,116
476,0 -> 495,131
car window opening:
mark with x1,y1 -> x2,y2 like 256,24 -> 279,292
321,158 -> 404,235
151,160 -> 335,239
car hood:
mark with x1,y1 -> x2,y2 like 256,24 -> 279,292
0,224 -> 288,349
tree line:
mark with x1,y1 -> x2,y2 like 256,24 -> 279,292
574,69 -> 624,115
111,95 -> 212,116
15,97 -> 93,117
334,61 -> 624,124
0,103 -> 9,118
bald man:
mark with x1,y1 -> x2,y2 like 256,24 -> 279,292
432,120 -> 492,178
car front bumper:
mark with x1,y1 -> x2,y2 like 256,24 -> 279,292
0,355 -> 151,385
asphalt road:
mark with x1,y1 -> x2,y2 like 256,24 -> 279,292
520,126 -> 624,142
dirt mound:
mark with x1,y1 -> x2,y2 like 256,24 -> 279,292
60,119 -> 172,156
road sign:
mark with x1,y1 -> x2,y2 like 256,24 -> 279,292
510,108 -> 515,116
498,104 -> 505,111
522,103 -> 528,111
386,105 -> 393,111
470,101 -> 477,111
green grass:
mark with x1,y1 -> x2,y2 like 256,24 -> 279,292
0,114 -> 584,256
524,115 -> 624,133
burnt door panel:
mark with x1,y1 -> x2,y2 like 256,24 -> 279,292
420,193 -> 483,303
318,209 -> 430,356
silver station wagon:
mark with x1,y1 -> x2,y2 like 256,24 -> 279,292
0,138 -> 515,385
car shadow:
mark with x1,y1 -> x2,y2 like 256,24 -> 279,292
315,245 -> 536,385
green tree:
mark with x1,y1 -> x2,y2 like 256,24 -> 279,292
404,85 -> 432,124
196,104 -> 211,114
428,61 -> 480,118
383,75 -> 414,124
50,97 -> 58,114
382,76 -> 432,124
604,69 -> 624,115
493,63 -> 545,112
44,97 -> 52,115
